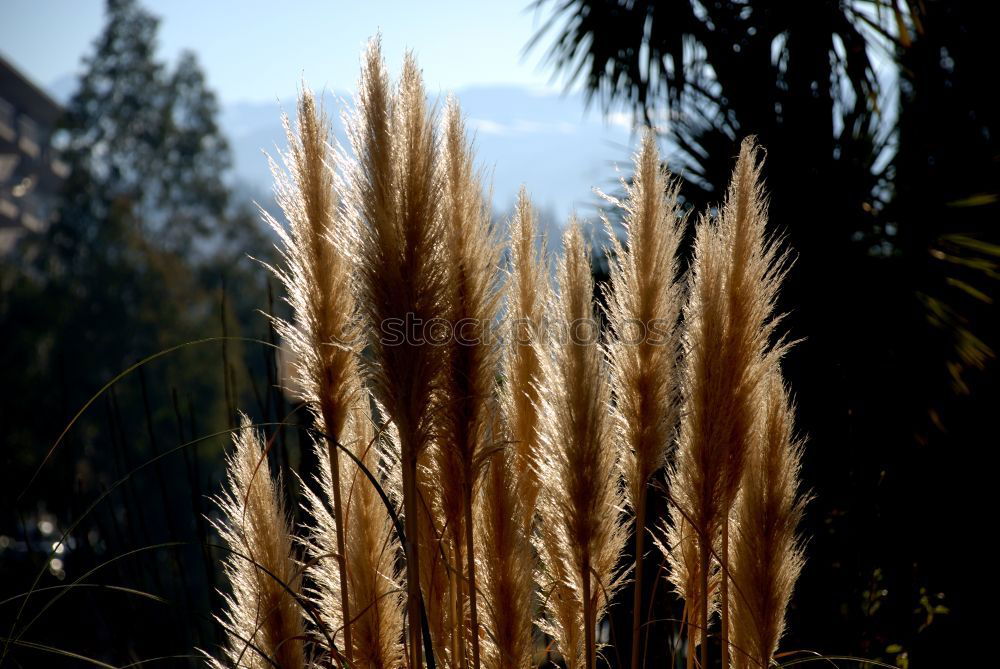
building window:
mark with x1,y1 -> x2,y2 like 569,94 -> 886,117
0,196 -> 18,221
0,153 -> 19,182
50,156 -> 70,179
18,116 -> 40,158
0,97 -> 15,141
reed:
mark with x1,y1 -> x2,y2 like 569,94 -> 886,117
345,39 -> 448,669
729,373 -> 806,669
262,86 -> 359,664
207,414 -> 306,669
602,130 -> 684,669
535,222 -> 628,669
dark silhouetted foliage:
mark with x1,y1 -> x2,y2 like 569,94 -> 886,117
533,1 -> 996,666
0,1 -> 290,665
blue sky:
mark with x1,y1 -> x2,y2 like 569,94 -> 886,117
2,0 -> 565,103
1,1 -> 637,220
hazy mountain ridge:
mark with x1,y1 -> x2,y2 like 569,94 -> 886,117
48,79 -> 635,222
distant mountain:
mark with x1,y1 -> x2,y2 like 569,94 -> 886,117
49,76 -> 636,223
221,86 -> 635,223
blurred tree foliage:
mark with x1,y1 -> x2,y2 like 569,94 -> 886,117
533,0 -> 996,666
0,0 -> 290,664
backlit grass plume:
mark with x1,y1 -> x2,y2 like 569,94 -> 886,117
476,417 -> 535,669
201,38 -> 818,669
207,414 -> 306,669
414,446 -> 456,667
602,130 -> 684,669
431,97 -> 503,669
662,137 -> 789,669
475,187 -> 546,669
535,221 -> 627,669
301,396 -> 405,669
345,38 -> 448,669
729,373 -> 806,669
262,86 -> 359,661
502,187 -> 549,527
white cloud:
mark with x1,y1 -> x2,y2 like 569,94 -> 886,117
469,118 -> 508,135
469,118 -> 579,136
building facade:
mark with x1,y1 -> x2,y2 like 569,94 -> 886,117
1,54 -> 67,253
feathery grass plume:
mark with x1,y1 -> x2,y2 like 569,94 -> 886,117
663,137 -> 788,669
368,399 -> 456,667
262,85 -> 359,664
536,507 -> 585,669
713,138 -> 789,669
502,186 -> 550,527
477,412 -> 534,669
655,497 -> 718,660
472,186 -> 545,669
207,414 -> 306,669
657,204 -> 719,668
415,447 -> 459,667
601,129 -> 684,669
345,38 -> 448,668
431,97 -> 503,669
302,395 -> 405,669
729,373 -> 806,669
535,221 -> 628,669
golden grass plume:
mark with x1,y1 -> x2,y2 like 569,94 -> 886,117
661,137 -> 790,668
501,187 -> 550,527
344,38 -> 448,668
535,221 -> 628,669
430,96 -> 504,669
301,396 -> 405,669
262,85 -> 360,663
474,187 -> 547,669
729,373 -> 806,669
207,414 -> 306,669
602,129 -> 685,668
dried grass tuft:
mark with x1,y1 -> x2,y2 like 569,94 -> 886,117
535,221 -> 628,669
262,84 -> 360,664
601,130 -> 685,669
729,373 -> 806,669
208,414 -> 306,669
661,137 -> 791,668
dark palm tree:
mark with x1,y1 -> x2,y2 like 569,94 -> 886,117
530,1 -> 996,666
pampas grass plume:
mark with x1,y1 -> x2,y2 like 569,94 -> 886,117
602,129 -> 684,669
263,85 -> 359,663
535,221 -> 627,669
208,415 -> 306,669
662,137 -> 788,669
502,187 -> 550,526
346,38 -> 447,669
433,96 -> 503,669
729,373 -> 806,669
